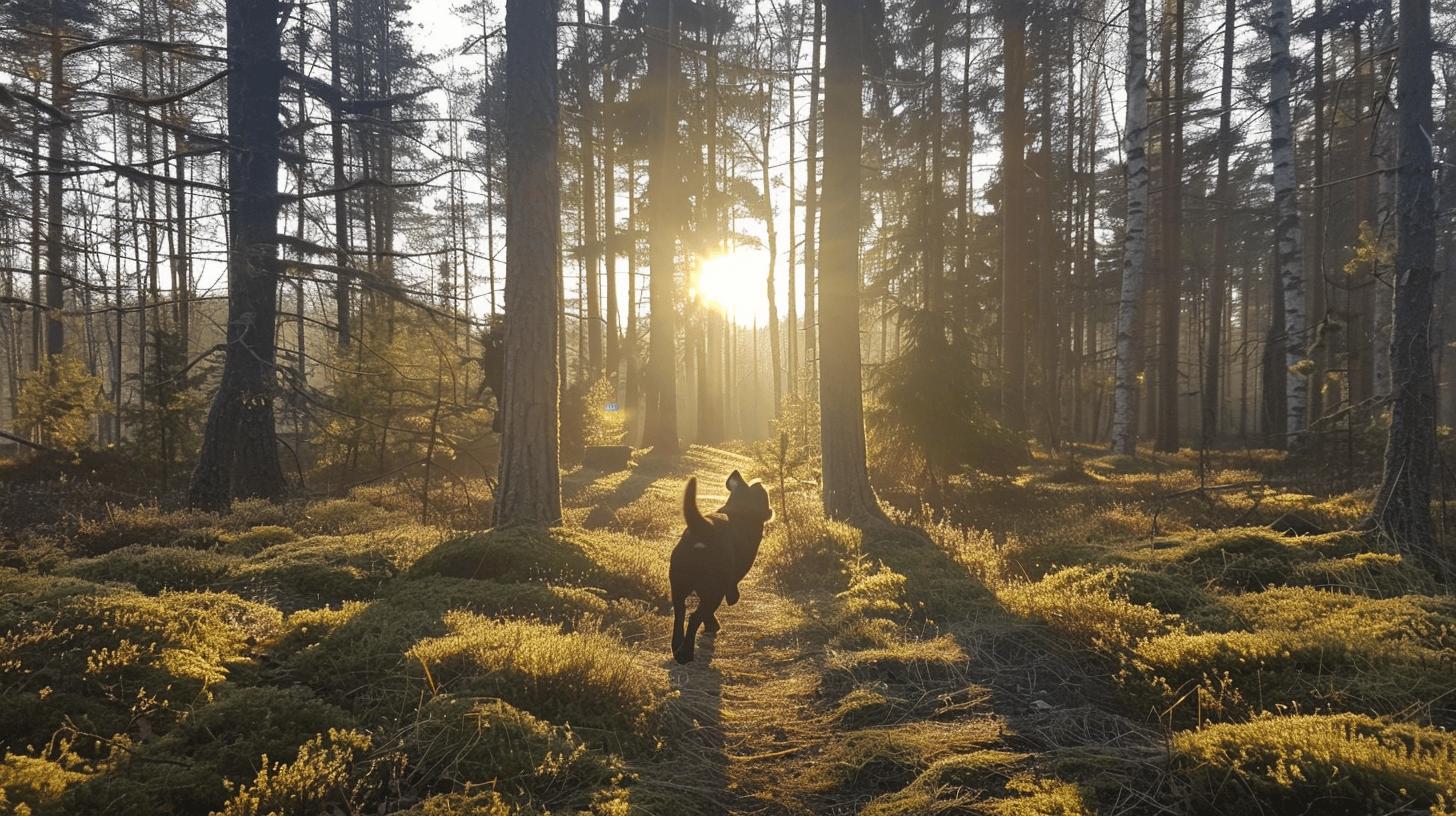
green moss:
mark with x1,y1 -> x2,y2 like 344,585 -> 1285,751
406,612 -> 667,737
230,526 -> 442,610
1174,714 -> 1456,815
409,527 -> 667,608
405,696 -> 624,810
56,545 -> 238,594
1130,589 -> 1456,723
1120,527 -> 1368,591
0,571 -> 280,754
279,578 -> 614,713
219,525 -> 299,557
62,686 -> 355,816
71,506 -> 219,555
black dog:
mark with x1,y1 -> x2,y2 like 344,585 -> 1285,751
669,470 -> 773,664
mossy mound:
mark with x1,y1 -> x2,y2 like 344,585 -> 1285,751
60,686 -> 354,816
55,545 -> 239,594
404,696 -> 625,810
278,577 -> 616,713
1174,714 -> 1456,815
0,571 -> 280,755
409,527 -> 667,608
406,612 -> 667,737
229,526 -> 441,610
1120,527 -> 1369,591
70,506 -> 221,556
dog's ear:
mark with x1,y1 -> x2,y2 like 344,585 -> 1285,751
726,470 -> 746,492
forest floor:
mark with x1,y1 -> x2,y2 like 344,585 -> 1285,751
0,444 -> 1454,815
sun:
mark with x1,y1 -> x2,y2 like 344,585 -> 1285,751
693,250 -> 773,326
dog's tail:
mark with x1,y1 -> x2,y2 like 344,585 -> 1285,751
683,477 -> 712,538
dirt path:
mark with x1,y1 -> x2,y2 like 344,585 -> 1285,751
570,447 -> 1114,815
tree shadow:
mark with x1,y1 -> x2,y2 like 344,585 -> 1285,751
857,522 -> 1165,787
576,457 -> 678,528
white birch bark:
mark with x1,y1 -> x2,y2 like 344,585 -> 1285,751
1110,0 -> 1148,456
1267,0 -> 1308,444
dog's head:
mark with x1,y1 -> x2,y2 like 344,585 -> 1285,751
722,470 -> 773,525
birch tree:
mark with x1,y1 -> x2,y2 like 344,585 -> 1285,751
1267,0 -> 1308,445
1110,0 -> 1148,456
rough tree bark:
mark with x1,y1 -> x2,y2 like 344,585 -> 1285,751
1154,0 -> 1183,452
1111,0 -> 1149,456
578,0 -> 602,377
818,0 -> 883,524
1202,0 -> 1235,444
642,0 -> 680,452
188,0 -> 287,510
1267,0 -> 1308,446
493,0 -> 564,527
1000,4 -> 1026,429
1368,0 -> 1444,572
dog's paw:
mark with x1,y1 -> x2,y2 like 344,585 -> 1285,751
674,648 -> 694,665
726,588 -> 740,605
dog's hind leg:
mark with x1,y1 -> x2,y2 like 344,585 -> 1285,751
671,588 -> 689,660
677,591 -> 725,663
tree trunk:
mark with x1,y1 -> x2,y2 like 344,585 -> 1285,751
329,0 -> 352,348
578,0 -> 602,377
641,0 -> 680,452
818,0 -> 883,524
602,0 -> 620,381
1111,0 -> 1148,456
1154,0 -> 1183,452
45,15 -> 66,361
802,0 -> 822,391
1372,0 -> 1396,403
1000,5 -> 1027,429
493,0 -> 564,526
1368,0 -> 1443,572
188,0 -> 288,510
1267,0 -> 1308,445
1202,0 -> 1235,444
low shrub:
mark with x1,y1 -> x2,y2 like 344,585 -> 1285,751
757,514 -> 861,594
212,728 -> 401,816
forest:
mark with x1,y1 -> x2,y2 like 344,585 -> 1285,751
1,0 -> 1455,813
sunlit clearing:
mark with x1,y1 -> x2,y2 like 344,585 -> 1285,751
694,250 -> 773,326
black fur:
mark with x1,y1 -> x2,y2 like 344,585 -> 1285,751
669,470 -> 772,664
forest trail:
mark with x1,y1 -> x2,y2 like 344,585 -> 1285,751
566,446 -> 1106,814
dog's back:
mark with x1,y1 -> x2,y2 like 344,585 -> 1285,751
670,477 -> 737,594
